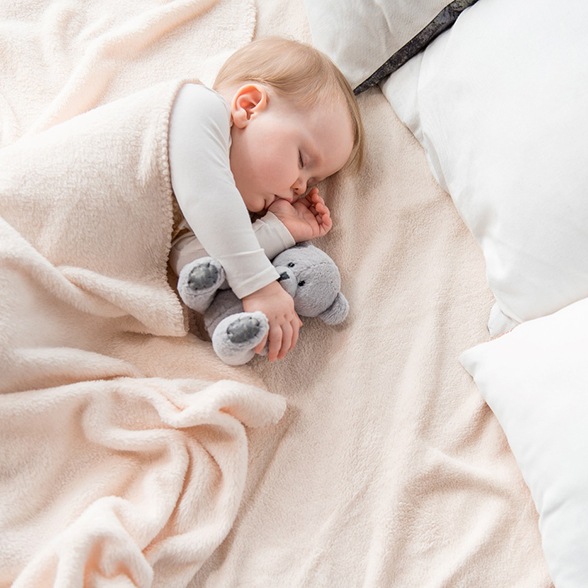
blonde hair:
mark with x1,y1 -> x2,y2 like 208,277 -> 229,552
214,36 -> 364,173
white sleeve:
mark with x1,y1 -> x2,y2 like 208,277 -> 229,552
251,211 -> 296,260
168,83 -> 279,299
169,211 -> 296,277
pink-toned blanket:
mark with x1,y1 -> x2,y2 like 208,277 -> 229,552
0,0 -> 553,586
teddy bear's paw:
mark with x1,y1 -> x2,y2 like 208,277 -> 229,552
212,311 -> 269,366
178,257 -> 225,314
227,315 -> 265,344
187,260 -> 221,290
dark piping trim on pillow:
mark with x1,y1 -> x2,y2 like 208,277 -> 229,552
353,0 -> 480,95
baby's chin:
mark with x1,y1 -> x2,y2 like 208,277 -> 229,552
254,196 -> 275,214
245,198 -> 269,219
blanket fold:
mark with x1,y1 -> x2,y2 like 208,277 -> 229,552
0,79 -> 190,340
0,10 -> 284,584
1,377 -> 285,588
0,0 -> 556,585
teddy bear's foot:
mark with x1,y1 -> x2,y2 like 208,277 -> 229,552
178,257 -> 225,314
227,314 -> 269,343
187,261 -> 220,289
212,311 -> 269,366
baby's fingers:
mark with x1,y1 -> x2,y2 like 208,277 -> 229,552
254,335 -> 267,355
291,318 -> 301,350
267,324 -> 283,362
276,322 -> 294,360
316,202 -> 330,220
308,186 -> 320,200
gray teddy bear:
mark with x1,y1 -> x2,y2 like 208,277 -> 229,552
178,243 -> 349,365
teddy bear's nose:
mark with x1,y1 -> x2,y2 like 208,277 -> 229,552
277,272 -> 290,282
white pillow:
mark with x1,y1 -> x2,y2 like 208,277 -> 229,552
460,297 -> 588,588
382,0 -> 588,328
303,0 -> 479,92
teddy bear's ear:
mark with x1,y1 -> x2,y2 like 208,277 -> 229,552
318,292 -> 349,325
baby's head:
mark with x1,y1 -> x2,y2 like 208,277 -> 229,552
214,37 -> 364,213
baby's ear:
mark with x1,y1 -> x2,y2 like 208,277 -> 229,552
319,292 -> 349,325
231,84 -> 268,128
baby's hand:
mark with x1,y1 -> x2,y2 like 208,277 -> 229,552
242,281 -> 302,361
269,187 -> 332,242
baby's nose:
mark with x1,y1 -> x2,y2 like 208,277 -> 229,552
292,178 -> 306,196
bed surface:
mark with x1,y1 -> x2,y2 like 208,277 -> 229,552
0,0 -> 554,586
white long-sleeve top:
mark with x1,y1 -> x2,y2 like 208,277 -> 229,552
168,83 -> 294,299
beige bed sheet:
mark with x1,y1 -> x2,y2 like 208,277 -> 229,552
193,2 -> 553,586
0,0 -> 553,586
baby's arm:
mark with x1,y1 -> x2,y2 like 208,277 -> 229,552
170,219 -> 300,361
169,83 -> 300,360
169,213 -> 294,278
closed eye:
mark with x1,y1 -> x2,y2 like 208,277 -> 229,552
298,151 -> 304,168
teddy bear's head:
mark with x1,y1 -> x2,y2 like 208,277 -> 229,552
272,243 -> 349,325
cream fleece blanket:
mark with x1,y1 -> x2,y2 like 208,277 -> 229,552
1,0 -> 554,587
0,2 -> 286,587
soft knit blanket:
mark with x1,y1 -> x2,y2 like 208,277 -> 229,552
0,88 -> 285,585
0,2 -> 287,587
